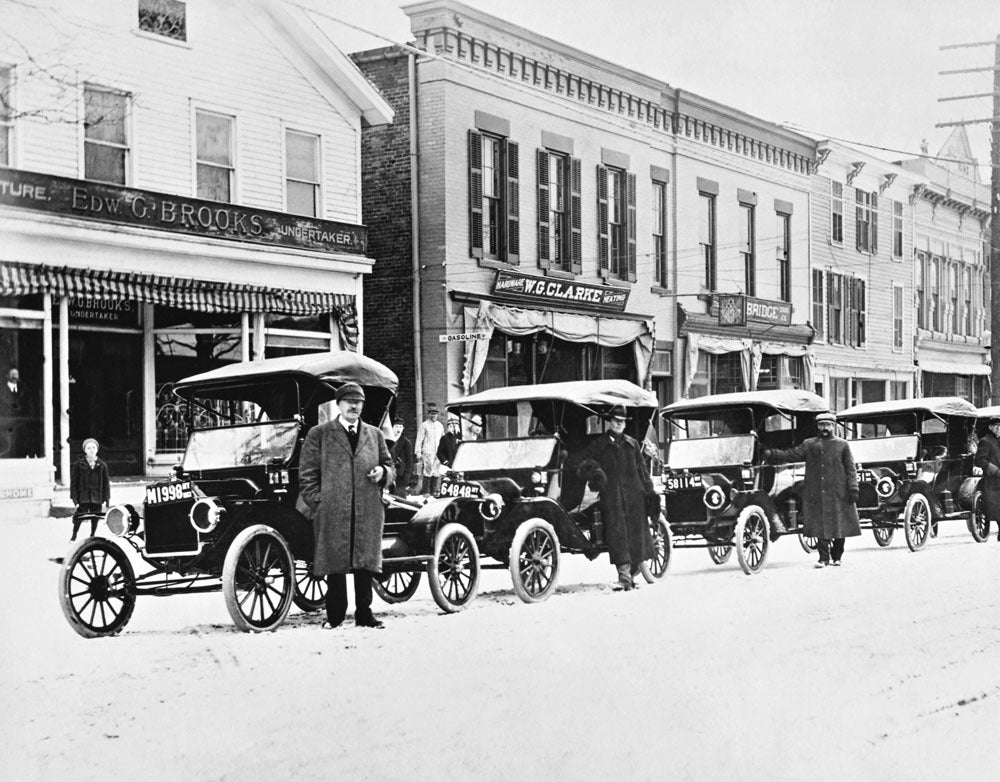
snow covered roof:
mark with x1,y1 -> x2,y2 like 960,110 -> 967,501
838,397 -> 977,420
663,390 -> 828,415
448,379 -> 658,412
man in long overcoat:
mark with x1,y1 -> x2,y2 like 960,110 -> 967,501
974,416 -> 1000,542
575,404 -> 659,590
765,411 -> 860,567
299,382 -> 395,628
388,416 -> 414,495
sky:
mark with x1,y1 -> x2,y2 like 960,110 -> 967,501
297,0 -> 1000,180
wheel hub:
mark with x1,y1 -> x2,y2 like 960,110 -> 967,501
89,574 -> 110,601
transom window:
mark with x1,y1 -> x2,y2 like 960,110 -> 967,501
285,129 -> 320,217
84,85 -> 129,185
138,0 -> 187,42
196,109 -> 234,202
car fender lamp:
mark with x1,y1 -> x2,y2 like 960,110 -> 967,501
105,504 -> 141,537
189,497 -> 225,534
703,484 -> 728,511
876,476 -> 896,499
480,494 -> 504,521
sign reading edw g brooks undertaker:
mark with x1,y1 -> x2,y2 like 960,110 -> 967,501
492,269 -> 630,313
0,168 -> 366,255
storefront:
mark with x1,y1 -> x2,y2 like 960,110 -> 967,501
916,354 -> 990,405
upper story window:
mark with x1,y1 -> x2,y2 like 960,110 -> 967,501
196,109 -> 234,202
811,269 -> 824,340
963,266 -> 973,335
929,254 -> 940,331
138,0 -> 187,42
831,181 -> 843,243
776,212 -> 791,303
537,149 -> 580,272
915,252 -> 925,329
892,201 -> 903,258
893,284 -> 904,349
597,165 -> 636,281
652,179 -> 668,289
827,271 -> 843,344
285,129 -> 319,217
469,129 -> 519,263
84,85 -> 129,185
949,263 -> 960,334
0,66 -> 12,167
699,192 -> 717,290
740,203 -> 756,296
855,189 -> 878,253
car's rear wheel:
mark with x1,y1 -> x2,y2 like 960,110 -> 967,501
639,515 -> 671,583
426,523 -> 480,613
903,494 -> 932,552
223,525 -> 295,632
58,538 -> 136,639
872,525 -> 894,547
969,492 -> 989,543
292,561 -> 327,612
509,518 -> 560,603
797,533 -> 818,553
735,505 -> 770,575
374,570 -> 422,603
708,545 -> 732,565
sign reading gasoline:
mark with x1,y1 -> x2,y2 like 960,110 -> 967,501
492,269 -> 630,313
439,332 -> 491,343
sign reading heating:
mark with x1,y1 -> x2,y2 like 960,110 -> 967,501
492,270 -> 630,313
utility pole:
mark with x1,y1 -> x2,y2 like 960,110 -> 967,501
938,36 -> 1000,403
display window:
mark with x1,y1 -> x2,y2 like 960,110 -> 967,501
0,294 -> 44,459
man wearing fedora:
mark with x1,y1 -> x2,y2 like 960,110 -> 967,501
974,416 -> 1000,541
299,382 -> 395,629
764,412 -> 861,567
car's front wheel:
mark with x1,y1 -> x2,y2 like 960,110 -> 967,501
223,525 -> 295,632
292,561 -> 327,612
58,538 -> 136,638
872,525 -> 894,547
509,518 -> 560,603
639,515 -> 671,583
734,505 -> 770,575
708,544 -> 732,565
903,494 -> 932,552
373,570 -> 422,603
426,523 -> 480,613
969,492 -> 989,543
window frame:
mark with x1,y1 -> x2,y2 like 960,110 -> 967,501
284,127 -> 321,217
776,211 -> 791,302
83,83 -> 130,185
700,192 -> 717,291
652,179 -> 668,289
137,0 -> 188,43
469,128 -> 519,264
536,148 -> 579,272
827,271 -> 843,345
811,269 -> 825,341
892,200 -> 903,259
194,107 -> 236,203
740,202 -> 756,296
855,189 -> 878,254
892,283 -> 904,350
831,181 -> 844,244
597,164 -> 636,282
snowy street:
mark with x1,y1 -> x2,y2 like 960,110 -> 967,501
4,516 -> 1000,782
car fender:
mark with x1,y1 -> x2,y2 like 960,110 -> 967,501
897,481 -> 938,517
732,490 -> 779,522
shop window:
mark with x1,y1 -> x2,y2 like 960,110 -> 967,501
469,129 -> 519,263
196,109 -> 234,202
890,381 -> 908,400
285,129 -> 320,217
652,179 -> 668,289
537,150 -> 580,272
1,66 -> 12,166
0,296 -> 44,459
138,0 -> 187,42
598,166 -> 635,281
740,203 -> 755,296
856,189 -> 877,253
264,312 -> 334,357
710,352 -> 743,395
831,181 -> 843,243
757,354 -> 779,390
84,85 -> 129,185
831,377 -> 849,412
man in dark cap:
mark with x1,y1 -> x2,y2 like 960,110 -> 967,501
389,416 -> 414,494
974,416 -> 1000,541
299,382 -> 395,629
764,411 -> 860,567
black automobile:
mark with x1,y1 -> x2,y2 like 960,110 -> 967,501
837,397 -> 986,551
372,380 -> 672,612
660,390 -> 829,574
57,352 -> 407,638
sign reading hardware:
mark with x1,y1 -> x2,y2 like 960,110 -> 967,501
492,270 -> 630,312
712,294 -> 792,326
0,167 -> 366,255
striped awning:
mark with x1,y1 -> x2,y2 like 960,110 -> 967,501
0,261 -> 358,350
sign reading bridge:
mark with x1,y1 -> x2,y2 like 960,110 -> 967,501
491,269 -> 630,313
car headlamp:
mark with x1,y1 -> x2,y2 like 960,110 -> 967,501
875,476 -> 896,499
531,470 -> 545,485
105,504 -> 140,537
189,497 -> 225,534
480,494 -> 504,521
703,484 -> 728,511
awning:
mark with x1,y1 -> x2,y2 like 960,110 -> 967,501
918,358 -> 991,377
0,260 -> 358,350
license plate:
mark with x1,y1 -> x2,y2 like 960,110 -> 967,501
667,474 -> 704,491
146,480 -> 193,505
439,479 -> 481,499
856,470 -> 876,484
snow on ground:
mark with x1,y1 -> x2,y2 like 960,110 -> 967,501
3,512 -> 1000,782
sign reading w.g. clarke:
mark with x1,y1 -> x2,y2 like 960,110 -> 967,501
492,269 -> 630,313
0,168 -> 366,255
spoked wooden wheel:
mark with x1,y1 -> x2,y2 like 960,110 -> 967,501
293,561 -> 327,612
426,523 -> 480,613
969,492 -> 989,543
797,533 -> 818,553
374,570 -> 422,603
872,525 -> 894,548
639,515 -> 671,583
903,494 -> 932,552
734,505 -> 770,575
58,538 -> 136,638
509,518 -> 560,603
708,545 -> 733,565
223,525 -> 295,632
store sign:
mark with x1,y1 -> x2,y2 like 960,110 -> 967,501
0,168 -> 367,255
712,294 -> 791,326
492,270 -> 630,313
69,297 -> 140,327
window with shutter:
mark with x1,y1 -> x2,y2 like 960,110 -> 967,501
811,270 -> 824,340
570,157 -> 582,275
504,139 -> 519,264
870,193 -> 878,254
626,171 -> 636,282
468,130 -> 484,258
857,278 -> 866,346
536,149 -> 550,268
597,165 -> 609,275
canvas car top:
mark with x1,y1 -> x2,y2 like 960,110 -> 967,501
448,379 -> 658,413
662,389 -> 828,415
838,396 -> 977,420
975,405 -> 1000,420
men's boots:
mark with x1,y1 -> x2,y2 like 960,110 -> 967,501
614,563 -> 633,591
769,513 -> 788,543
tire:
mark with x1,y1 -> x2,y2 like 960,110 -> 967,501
969,492 -> 989,543
872,525 -> 894,548
426,523 -> 480,613
903,494 -> 932,552
509,518 -> 560,603
292,561 -> 327,612
734,505 -> 770,575
639,515 -> 671,583
373,570 -> 422,604
222,525 -> 295,632
797,533 -> 818,553
58,538 -> 136,639
708,545 -> 732,565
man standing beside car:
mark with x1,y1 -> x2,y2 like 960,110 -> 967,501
974,416 -> 1000,542
299,382 -> 395,629
764,412 -> 861,567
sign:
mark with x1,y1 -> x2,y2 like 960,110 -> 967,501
69,296 -> 140,327
492,269 -> 630,313
717,294 -> 746,326
712,294 -> 792,326
439,332 -> 491,343
0,167 -> 367,255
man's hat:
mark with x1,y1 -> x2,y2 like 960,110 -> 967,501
815,412 -> 836,424
426,402 -> 439,413
392,416 -> 404,425
604,404 -> 628,421
987,416 -> 1000,426
335,382 -> 366,403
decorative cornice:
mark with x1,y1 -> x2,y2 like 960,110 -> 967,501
846,162 -> 865,186
815,148 -> 832,168
879,173 -> 897,194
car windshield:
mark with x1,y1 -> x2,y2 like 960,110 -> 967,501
183,421 -> 300,471
666,435 -> 755,469
667,408 -> 754,439
452,437 -> 558,473
847,435 -> 919,464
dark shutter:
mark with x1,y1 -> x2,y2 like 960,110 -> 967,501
626,171 -> 637,282
858,278 -> 866,345
536,149 -> 550,268
826,270 -> 835,341
846,276 -> 856,345
570,157 -> 582,275
870,193 -> 878,254
597,165 -> 609,276
855,189 -> 863,252
468,130 -> 483,258
504,139 -> 519,264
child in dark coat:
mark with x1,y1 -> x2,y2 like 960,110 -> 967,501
70,437 -> 111,541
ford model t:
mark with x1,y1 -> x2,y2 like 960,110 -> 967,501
837,397 -> 986,551
373,380 -> 672,612
660,390 -> 829,575
57,352 -> 405,638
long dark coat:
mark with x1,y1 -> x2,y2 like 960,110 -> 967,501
298,418 -> 395,576
70,457 -> 111,506
771,436 -> 860,538
390,434 -> 414,492
974,431 -> 1000,521
577,433 -> 657,566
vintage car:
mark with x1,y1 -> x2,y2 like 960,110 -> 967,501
837,397 -> 986,551
57,351 -> 410,638
372,380 -> 672,612
660,390 -> 829,574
